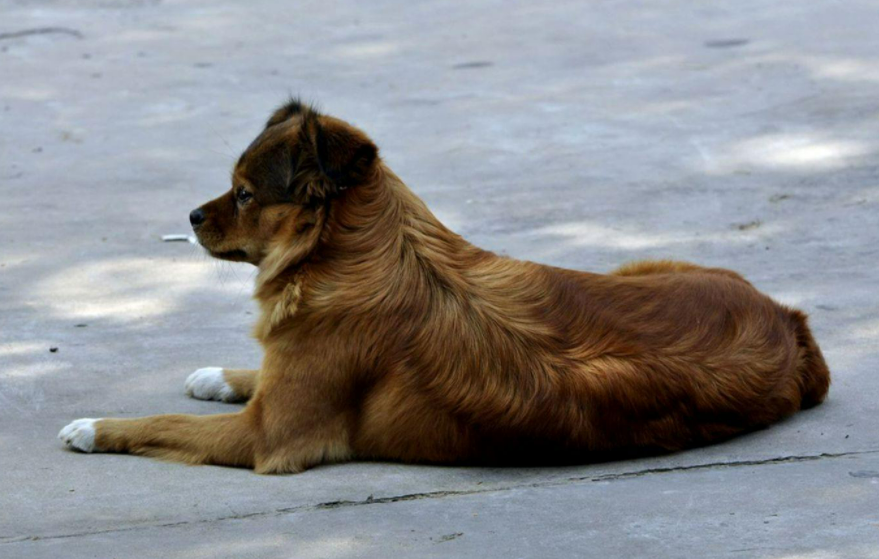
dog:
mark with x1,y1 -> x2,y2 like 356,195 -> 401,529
59,100 -> 830,473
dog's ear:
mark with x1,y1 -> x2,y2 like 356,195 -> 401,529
296,110 -> 378,199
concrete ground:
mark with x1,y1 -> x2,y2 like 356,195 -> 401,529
1,0 -> 878,557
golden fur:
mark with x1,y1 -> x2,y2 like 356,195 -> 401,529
66,101 -> 830,473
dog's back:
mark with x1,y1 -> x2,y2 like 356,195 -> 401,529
349,209 -> 830,462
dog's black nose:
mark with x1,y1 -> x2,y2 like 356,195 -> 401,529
189,208 -> 205,227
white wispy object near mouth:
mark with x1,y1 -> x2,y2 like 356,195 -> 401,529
161,234 -> 197,244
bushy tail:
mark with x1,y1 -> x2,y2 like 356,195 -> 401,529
789,310 -> 831,408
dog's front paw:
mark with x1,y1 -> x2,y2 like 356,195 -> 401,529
59,418 -> 101,453
185,367 -> 236,402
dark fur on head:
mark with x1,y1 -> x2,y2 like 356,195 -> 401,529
264,97 -> 308,129
192,100 -> 378,265
257,98 -> 378,202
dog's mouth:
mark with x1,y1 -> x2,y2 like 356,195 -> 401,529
207,248 -> 249,262
193,232 -> 249,262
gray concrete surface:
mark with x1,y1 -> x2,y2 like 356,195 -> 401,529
1,0 -> 878,557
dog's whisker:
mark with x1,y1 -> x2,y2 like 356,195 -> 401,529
205,121 -> 236,158
232,267 -> 259,307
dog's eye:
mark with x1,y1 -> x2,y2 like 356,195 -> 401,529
237,188 -> 253,204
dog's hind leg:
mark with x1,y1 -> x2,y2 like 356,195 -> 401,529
185,368 -> 258,402
58,411 -> 259,468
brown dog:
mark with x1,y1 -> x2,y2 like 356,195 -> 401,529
59,100 -> 830,473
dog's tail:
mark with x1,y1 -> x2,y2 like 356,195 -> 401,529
788,309 -> 831,409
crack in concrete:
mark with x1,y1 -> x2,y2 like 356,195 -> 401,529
585,450 -> 878,482
3,448 -> 876,545
0,27 -> 83,41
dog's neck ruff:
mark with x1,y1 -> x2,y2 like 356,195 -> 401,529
250,164 -> 468,341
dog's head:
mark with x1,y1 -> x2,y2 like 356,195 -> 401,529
190,100 -> 378,266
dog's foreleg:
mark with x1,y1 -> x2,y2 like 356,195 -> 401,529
59,412 -> 258,468
185,368 -> 259,402
247,353 -> 356,474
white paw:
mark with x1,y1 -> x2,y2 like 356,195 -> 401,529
185,367 -> 236,402
58,418 -> 100,453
